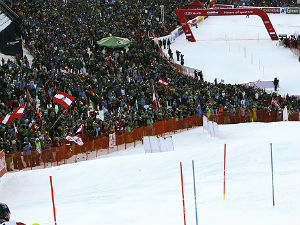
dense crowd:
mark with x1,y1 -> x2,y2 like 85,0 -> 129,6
216,0 -> 300,7
0,0 -> 299,157
281,34 -> 300,49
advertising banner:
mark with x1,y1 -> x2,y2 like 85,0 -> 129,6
143,136 -> 174,153
286,8 -> 300,14
109,133 -> 116,148
0,151 -> 6,178
261,7 -> 280,14
215,4 -> 234,9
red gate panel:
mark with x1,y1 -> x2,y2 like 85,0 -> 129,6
175,8 -> 279,42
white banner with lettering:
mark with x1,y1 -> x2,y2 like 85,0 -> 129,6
0,151 -> 7,178
109,133 -> 116,148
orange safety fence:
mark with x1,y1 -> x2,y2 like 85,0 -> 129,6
4,110 -> 299,172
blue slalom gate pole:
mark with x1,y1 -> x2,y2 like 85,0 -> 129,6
270,143 -> 275,207
192,160 -> 199,225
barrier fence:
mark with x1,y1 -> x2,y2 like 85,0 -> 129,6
2,110 -> 299,172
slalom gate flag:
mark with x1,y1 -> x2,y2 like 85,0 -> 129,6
271,98 -> 280,109
153,86 -> 159,110
0,104 -> 25,125
75,124 -> 84,134
53,91 -> 75,109
158,78 -> 168,86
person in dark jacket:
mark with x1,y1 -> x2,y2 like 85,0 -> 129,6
176,50 -> 180,61
273,77 -> 279,91
0,202 -> 26,225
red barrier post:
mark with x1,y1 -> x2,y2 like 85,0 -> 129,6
49,176 -> 57,225
180,162 -> 187,225
223,144 -> 226,200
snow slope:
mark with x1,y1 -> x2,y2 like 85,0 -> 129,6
0,122 -> 299,225
169,14 -> 300,96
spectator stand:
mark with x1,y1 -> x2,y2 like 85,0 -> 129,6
0,0 -> 299,174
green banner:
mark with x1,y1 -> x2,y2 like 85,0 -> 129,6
286,8 -> 300,14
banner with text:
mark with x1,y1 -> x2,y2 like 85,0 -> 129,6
286,8 -> 300,14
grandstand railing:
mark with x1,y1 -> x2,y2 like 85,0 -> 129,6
4,110 -> 299,172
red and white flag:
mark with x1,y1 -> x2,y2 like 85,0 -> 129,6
65,134 -> 75,142
61,67 -> 70,74
53,91 -> 75,109
73,135 -> 84,146
0,113 -> 14,125
13,104 -> 25,118
271,98 -> 280,109
158,78 -> 168,86
0,104 -> 25,125
75,124 -> 84,134
153,87 -> 159,110
65,134 -> 84,146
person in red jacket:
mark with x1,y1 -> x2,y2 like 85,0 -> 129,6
0,202 -> 26,225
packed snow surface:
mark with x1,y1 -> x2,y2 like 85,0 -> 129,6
1,122 -> 299,225
169,14 -> 300,96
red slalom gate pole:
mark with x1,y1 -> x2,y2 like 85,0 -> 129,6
223,144 -> 226,200
180,162 -> 187,225
50,176 -> 57,225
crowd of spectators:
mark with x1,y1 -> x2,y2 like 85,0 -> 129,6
280,34 -> 300,49
216,0 -> 300,7
0,0 -> 299,158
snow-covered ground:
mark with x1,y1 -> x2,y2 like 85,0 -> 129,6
0,13 -> 299,225
169,14 -> 300,96
0,122 -> 299,225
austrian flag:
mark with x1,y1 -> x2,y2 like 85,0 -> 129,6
158,78 -> 168,86
65,134 -> 84,146
53,91 -> 75,109
75,124 -> 84,134
152,86 -> 159,110
0,104 -> 25,125
271,98 -> 280,109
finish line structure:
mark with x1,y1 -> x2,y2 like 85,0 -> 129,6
175,8 -> 279,42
